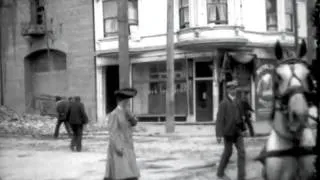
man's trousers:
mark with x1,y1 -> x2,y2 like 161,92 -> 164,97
70,124 -> 83,152
217,134 -> 246,180
54,119 -> 72,138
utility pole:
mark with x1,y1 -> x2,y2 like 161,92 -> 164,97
165,0 -> 175,133
118,0 -> 130,88
0,1 -> 4,106
292,0 -> 299,53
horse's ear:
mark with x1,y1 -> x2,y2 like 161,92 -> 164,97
298,39 -> 307,58
275,40 -> 283,60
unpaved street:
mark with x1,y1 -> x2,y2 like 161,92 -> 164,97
0,127 -> 266,180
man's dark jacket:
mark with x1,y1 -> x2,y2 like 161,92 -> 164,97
66,101 -> 88,125
56,100 -> 69,121
216,97 -> 241,137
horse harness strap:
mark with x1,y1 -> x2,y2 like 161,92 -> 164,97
255,146 -> 316,164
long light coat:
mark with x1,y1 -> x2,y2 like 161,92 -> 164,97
105,106 -> 139,179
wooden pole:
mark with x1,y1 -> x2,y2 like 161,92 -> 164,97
165,0 -> 175,133
222,53 -> 228,99
185,56 -> 190,118
0,2 -> 3,105
292,0 -> 299,53
118,0 -> 130,89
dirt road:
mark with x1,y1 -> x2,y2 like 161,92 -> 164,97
0,130 -> 266,180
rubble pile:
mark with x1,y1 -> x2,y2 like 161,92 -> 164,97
0,106 -> 20,121
0,106 -> 58,136
0,106 -> 148,136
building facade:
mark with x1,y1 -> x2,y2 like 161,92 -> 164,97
94,0 -> 308,122
0,0 -> 96,121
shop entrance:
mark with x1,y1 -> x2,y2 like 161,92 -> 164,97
195,80 -> 213,121
105,65 -> 119,113
194,60 -> 214,122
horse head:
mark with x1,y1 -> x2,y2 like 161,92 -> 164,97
272,39 -> 317,142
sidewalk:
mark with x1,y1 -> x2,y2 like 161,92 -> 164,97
88,120 -> 272,138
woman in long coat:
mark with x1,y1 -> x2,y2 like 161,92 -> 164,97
104,88 -> 140,180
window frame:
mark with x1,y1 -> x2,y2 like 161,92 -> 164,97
206,0 -> 228,25
103,0 -> 139,37
285,0 -> 293,32
128,0 -> 139,26
103,0 -> 118,37
266,0 -> 278,31
179,0 -> 190,29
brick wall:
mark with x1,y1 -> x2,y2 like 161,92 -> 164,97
1,0 -> 96,121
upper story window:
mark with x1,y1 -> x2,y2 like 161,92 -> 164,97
31,0 -> 45,25
285,0 -> 293,32
103,0 -> 118,37
103,0 -> 138,37
207,0 -> 228,25
179,0 -> 189,29
266,0 -> 278,31
128,0 -> 138,25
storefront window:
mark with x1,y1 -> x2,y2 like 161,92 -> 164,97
132,60 -> 188,115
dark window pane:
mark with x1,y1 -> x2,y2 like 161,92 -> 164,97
179,0 -> 189,28
195,61 -> 213,77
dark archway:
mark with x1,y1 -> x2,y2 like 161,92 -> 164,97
24,49 -> 67,115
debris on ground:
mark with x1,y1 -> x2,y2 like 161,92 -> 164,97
0,105 -> 21,121
0,106 -> 58,136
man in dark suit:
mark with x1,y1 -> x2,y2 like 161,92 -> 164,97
54,96 -> 72,138
216,80 -> 246,180
66,96 -> 88,152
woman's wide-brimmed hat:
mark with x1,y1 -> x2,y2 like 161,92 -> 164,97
114,88 -> 137,100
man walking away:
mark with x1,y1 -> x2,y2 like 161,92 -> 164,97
54,96 -> 72,138
66,96 -> 88,152
216,80 -> 246,180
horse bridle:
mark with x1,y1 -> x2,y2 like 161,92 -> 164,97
256,58 -> 317,163
273,58 -> 317,116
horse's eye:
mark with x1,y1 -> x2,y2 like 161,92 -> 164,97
277,74 -> 283,81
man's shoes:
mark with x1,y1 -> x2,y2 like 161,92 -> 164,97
217,175 -> 231,180
76,147 -> 82,152
70,145 -> 75,151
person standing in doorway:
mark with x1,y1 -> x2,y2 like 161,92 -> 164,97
216,80 -> 246,180
54,96 -> 72,138
66,96 -> 88,152
104,88 -> 140,180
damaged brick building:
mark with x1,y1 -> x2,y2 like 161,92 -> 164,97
0,0 -> 96,121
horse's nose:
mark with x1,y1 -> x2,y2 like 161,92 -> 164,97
288,93 -> 308,133
289,112 -> 306,132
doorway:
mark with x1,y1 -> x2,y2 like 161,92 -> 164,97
106,65 -> 119,113
195,80 -> 213,122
